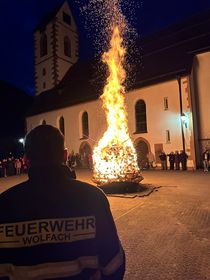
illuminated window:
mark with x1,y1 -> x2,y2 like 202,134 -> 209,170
63,12 -> 71,25
59,116 -> 65,135
64,36 -> 71,57
82,112 -> 89,138
135,100 -> 147,133
166,130 -> 170,143
40,33 -> 48,57
164,97 -> 168,110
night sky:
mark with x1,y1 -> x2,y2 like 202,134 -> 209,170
1,0 -> 210,96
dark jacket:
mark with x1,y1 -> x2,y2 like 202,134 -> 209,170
180,151 -> 188,162
202,151 -> 210,161
0,165 -> 125,279
159,153 -> 166,161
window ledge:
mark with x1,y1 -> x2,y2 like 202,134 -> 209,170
133,131 -> 148,134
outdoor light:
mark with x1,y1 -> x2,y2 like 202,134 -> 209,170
19,138 -> 24,144
181,113 -> 188,128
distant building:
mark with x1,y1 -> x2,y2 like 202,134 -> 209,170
27,2 -> 210,169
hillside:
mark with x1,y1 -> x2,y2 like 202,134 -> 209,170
0,81 -> 32,156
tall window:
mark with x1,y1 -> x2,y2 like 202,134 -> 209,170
135,100 -> 147,133
42,120 -> 46,125
82,112 -> 89,138
64,36 -> 71,57
166,130 -> 171,143
164,97 -> 169,110
40,33 -> 48,57
63,12 -> 71,25
59,116 -> 65,135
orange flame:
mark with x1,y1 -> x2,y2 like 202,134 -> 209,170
92,26 -> 141,184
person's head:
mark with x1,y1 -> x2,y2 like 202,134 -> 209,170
24,125 -> 67,167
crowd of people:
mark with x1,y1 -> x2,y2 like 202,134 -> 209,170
0,151 -> 88,179
1,148 -> 209,178
0,150 -> 93,179
159,150 -> 189,171
0,155 -> 28,177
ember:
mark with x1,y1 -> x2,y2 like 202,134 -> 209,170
92,25 -> 142,185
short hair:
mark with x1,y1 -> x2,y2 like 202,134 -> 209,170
25,125 -> 65,166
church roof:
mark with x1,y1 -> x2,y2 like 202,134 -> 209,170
28,9 -> 210,116
134,9 -> 210,88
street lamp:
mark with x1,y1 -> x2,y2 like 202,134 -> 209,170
181,113 -> 188,128
18,138 -> 24,144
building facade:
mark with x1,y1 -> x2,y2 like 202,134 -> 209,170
27,3 -> 210,169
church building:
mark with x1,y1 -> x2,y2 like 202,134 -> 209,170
26,1 -> 210,169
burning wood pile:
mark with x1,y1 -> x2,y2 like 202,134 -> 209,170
92,26 -> 143,187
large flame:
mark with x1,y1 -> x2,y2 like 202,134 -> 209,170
92,26 -> 141,184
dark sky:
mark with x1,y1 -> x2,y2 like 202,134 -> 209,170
1,0 -> 210,96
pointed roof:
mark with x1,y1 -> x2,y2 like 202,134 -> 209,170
34,1 -> 65,32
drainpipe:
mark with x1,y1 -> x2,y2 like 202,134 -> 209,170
177,76 -> 185,152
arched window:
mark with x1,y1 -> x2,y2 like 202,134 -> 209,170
82,112 -> 89,138
42,120 -> 46,125
135,100 -> 147,133
40,33 -> 48,57
64,36 -> 71,57
59,116 -> 65,135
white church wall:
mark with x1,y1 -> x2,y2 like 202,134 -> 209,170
26,76 -> 195,168
26,99 -> 107,156
194,52 -> 210,151
126,78 -> 194,167
128,80 -> 182,152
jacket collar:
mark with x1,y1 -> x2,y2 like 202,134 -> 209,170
28,164 -> 72,184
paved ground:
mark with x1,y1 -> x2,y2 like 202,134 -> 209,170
0,169 -> 210,280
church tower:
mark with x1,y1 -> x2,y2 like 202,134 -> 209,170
34,1 -> 78,95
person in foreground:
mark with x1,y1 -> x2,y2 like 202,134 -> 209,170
0,125 -> 125,280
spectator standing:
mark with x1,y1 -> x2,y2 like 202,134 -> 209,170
2,159 -> 7,177
202,149 -> 209,172
15,158 -> 22,175
175,151 -> 180,170
22,156 -> 28,173
88,153 -> 93,169
0,125 -> 125,279
147,151 -> 155,169
67,154 -> 77,179
168,152 -> 175,170
159,151 -> 167,170
180,150 -> 188,171
7,158 -> 14,176
75,153 -> 81,167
